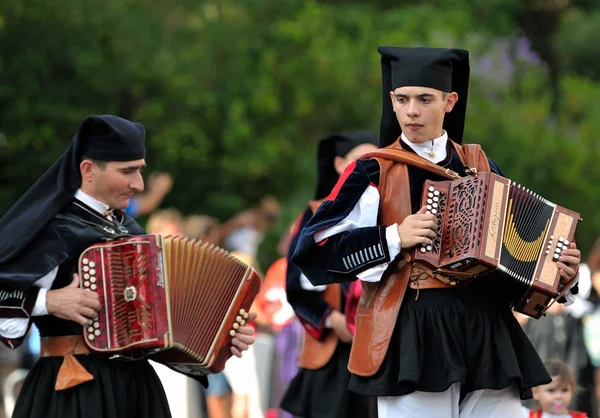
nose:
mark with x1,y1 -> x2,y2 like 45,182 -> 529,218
407,100 -> 420,118
131,171 -> 145,192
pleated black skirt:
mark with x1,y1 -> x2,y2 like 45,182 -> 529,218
280,343 -> 370,418
12,355 -> 171,418
348,286 -> 551,400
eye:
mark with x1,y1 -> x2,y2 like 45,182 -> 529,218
421,97 -> 432,104
396,96 -> 406,103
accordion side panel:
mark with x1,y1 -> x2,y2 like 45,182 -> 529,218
481,176 -> 509,266
534,208 -> 579,288
208,267 -> 263,372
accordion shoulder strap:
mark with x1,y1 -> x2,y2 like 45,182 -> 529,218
456,142 -> 491,173
363,141 -> 491,178
361,149 -> 461,179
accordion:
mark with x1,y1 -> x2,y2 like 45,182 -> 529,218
414,172 -> 580,319
77,235 -> 262,375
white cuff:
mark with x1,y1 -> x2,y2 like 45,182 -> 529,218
299,273 -> 327,292
385,224 -> 402,260
325,313 -> 332,328
355,225 -> 402,284
32,288 -> 49,316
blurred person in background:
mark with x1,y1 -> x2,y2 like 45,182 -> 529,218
185,215 -> 222,245
254,224 -> 303,418
519,301 -> 597,417
280,131 -> 378,418
582,238 -> 600,406
146,208 -> 185,237
124,171 -> 173,219
522,359 -> 588,418
221,196 -> 281,262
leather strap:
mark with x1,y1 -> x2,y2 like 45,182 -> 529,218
361,148 -> 462,180
40,335 -> 90,357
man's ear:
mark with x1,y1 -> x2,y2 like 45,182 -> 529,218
445,92 -> 459,113
80,160 -> 95,183
333,156 -> 347,175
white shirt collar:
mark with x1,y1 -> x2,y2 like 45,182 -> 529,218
401,130 -> 448,164
74,189 -> 111,217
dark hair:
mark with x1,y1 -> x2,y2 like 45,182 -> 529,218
80,155 -> 107,170
544,359 -> 577,391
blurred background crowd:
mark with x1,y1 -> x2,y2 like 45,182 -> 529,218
3,0 -> 600,416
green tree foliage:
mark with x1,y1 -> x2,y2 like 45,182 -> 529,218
1,0 -> 599,267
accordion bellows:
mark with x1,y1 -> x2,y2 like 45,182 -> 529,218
78,235 -> 262,374
414,172 -> 580,319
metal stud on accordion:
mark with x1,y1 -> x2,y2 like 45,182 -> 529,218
78,234 -> 262,375
413,172 -> 580,319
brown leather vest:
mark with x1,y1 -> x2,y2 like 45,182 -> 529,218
297,198 -> 341,370
348,139 -> 490,376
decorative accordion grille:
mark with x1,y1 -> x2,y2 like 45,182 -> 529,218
107,247 -> 154,346
443,177 -> 487,260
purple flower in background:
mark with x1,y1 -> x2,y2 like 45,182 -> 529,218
473,37 -> 543,85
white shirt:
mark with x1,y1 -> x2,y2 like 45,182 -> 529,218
401,130 -> 448,163
0,190 -> 112,339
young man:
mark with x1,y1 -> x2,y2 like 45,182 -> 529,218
0,115 -> 255,418
291,47 -> 581,417
280,131 -> 377,418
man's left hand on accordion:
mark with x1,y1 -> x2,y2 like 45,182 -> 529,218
230,312 -> 257,358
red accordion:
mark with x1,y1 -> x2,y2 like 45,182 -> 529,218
78,235 -> 262,375
414,172 -> 580,319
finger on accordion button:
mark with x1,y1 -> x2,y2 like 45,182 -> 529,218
229,330 -> 236,337
240,320 -> 246,326
88,319 -> 93,326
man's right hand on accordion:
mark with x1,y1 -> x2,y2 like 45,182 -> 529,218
396,206 -> 438,249
230,312 -> 257,358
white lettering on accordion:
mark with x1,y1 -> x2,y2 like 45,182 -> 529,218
156,253 -> 165,288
